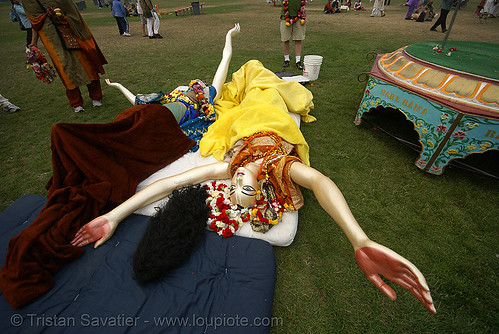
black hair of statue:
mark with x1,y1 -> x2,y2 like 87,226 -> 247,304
132,184 -> 209,285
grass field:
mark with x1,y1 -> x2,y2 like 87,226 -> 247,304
1,0 -> 498,333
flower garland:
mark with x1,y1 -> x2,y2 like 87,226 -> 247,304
189,80 -> 206,102
164,80 -> 215,122
205,180 -> 288,237
26,46 -> 56,84
164,89 -> 197,109
251,190 -> 288,226
283,0 -> 307,26
189,80 -> 215,118
205,181 -> 251,238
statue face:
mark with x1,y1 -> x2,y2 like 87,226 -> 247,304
229,167 -> 259,208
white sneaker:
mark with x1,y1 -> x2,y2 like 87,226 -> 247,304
74,106 -> 84,113
122,32 -> 131,37
92,100 -> 102,107
2,103 -> 20,112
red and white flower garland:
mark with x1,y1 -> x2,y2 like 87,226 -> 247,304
205,180 -> 290,238
205,181 -> 251,238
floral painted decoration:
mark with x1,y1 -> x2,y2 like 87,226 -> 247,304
283,0 -> 307,26
26,46 -> 56,84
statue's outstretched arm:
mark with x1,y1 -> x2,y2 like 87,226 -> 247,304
212,23 -> 240,102
289,162 -> 436,314
104,78 -> 136,105
71,162 -> 230,248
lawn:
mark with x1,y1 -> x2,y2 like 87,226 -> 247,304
0,0 -> 498,333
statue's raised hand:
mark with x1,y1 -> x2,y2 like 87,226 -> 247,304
229,23 -> 240,36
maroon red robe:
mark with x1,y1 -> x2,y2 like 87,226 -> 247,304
0,104 -> 195,309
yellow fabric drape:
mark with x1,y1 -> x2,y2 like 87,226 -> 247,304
199,60 -> 315,165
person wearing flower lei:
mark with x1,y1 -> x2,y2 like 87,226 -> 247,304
280,0 -> 307,70
72,24 -> 436,314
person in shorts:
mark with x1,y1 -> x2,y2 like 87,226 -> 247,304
280,0 -> 307,70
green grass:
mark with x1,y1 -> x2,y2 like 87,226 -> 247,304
1,1 -> 499,333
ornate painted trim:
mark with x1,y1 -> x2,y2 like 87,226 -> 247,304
355,76 -> 499,175
377,47 -> 499,116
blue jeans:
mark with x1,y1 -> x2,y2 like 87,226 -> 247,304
114,17 -> 129,35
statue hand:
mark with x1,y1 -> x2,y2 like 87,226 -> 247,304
355,241 -> 436,314
105,78 -> 120,88
229,23 -> 240,37
71,216 -> 115,248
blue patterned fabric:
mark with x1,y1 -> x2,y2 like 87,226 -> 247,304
180,114 -> 214,152
135,88 -> 216,152
135,91 -> 167,105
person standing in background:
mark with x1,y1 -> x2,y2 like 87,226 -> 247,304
140,0 -> 162,39
280,0 -> 307,70
23,0 -> 107,112
11,0 -> 32,51
136,0 -> 147,37
97,0 -> 108,9
112,0 -> 131,36
371,0 -> 385,16
430,0 -> 455,32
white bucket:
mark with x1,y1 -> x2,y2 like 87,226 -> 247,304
302,55 -> 323,81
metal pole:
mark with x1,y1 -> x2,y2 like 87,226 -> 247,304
441,0 -> 462,50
